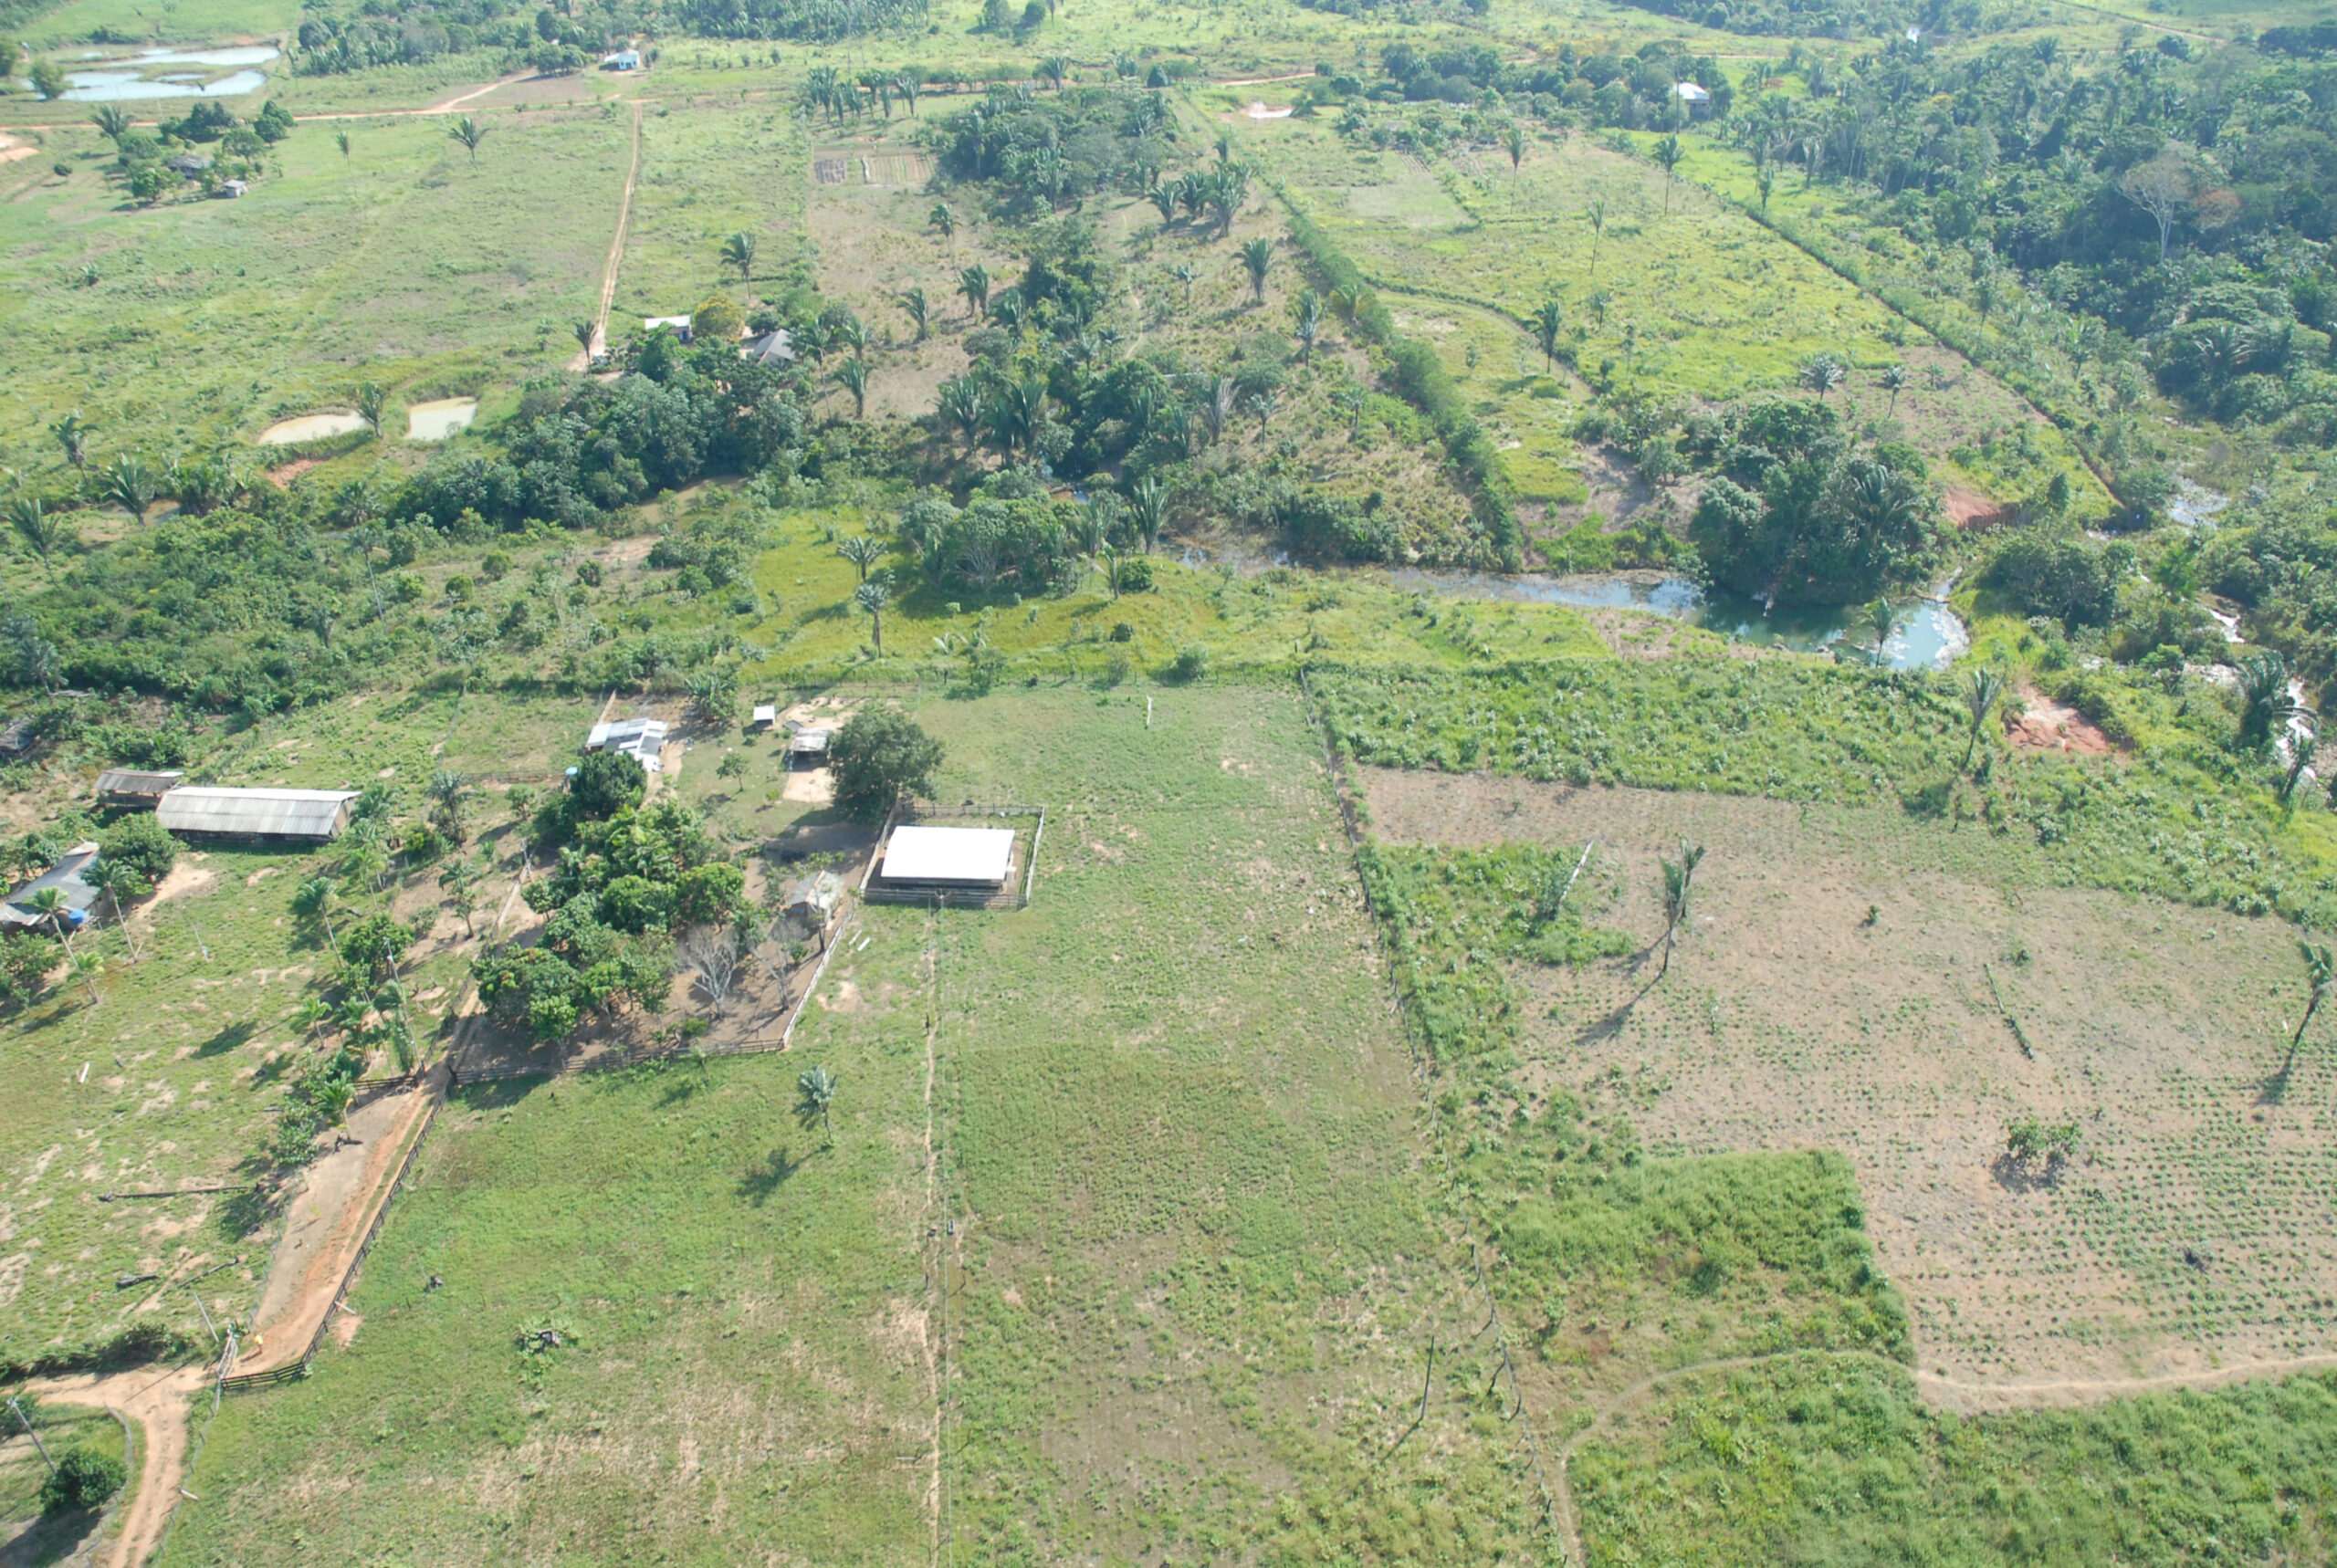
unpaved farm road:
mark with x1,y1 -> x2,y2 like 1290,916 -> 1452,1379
27,1364 -> 208,1568
1549,1346 -> 2337,1566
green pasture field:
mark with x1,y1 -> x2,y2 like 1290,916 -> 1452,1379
5,0 -> 295,49
0,103 -> 627,478
614,98 -> 806,325
163,684 -> 1552,1565
0,1402 -> 129,1558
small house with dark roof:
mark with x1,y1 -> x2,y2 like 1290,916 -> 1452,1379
167,152 -> 214,176
96,769 -> 183,809
1,842 -> 101,930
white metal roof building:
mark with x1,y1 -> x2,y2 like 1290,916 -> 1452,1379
587,717 -> 669,772
156,788 -> 359,842
879,826 -> 1016,887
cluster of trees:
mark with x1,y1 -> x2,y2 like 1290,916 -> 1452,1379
1687,398 -> 1944,603
291,0 -> 641,75
87,98 -> 291,203
925,83 -> 1178,209
672,0 -> 926,39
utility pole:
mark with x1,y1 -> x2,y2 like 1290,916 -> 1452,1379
6,1396 -> 54,1473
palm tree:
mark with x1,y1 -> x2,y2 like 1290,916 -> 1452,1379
1653,133 -> 1683,213
89,105 -> 131,142
1038,54 -> 1070,89
1292,289 -> 1324,360
837,535 -> 884,580
797,1064 -> 838,1143
335,129 -> 351,162
448,115 -> 487,165
832,356 -> 870,419
1798,351 -> 1846,402
2238,651 -> 2299,748
718,231 -> 757,284
49,413 -> 90,472
100,456 -> 158,525
2283,940 -> 2337,1078
929,202 -> 957,245
24,886 -> 92,1000
293,876 -> 342,944
896,74 -> 920,115
854,577 -> 887,653
9,497 -> 61,576
958,263 -> 990,319
1127,476 -> 1167,554
1529,298 -> 1565,370
1878,362 -> 1908,417
1240,236 -> 1273,304
897,287 -> 930,342
1656,839 -> 1704,980
1959,667 -> 2007,772
572,318 -> 598,359
1863,597 -> 1894,662
833,313 -> 869,357
426,768 -> 469,843
1171,261 -> 1199,309
356,382 -> 389,440
938,376 -> 985,453
1585,199 -> 1608,277
1500,120 -> 1526,174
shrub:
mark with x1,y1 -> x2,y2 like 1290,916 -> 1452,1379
571,747 -> 647,821
1168,643 -> 1209,683
41,1448 -> 127,1514
830,708 -> 944,821
99,811 -> 176,893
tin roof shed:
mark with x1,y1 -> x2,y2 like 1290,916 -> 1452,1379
880,826 -> 1015,887
156,787 -> 359,841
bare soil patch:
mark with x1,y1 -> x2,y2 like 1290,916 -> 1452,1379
2007,685 -> 2118,754
26,1363 -> 208,1568
1944,486 -> 2011,530
1362,768 -> 2337,1385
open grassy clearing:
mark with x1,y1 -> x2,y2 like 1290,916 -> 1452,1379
1364,768 -> 2337,1384
0,103 -> 626,476
5,0 -> 295,49
613,98 -> 805,327
163,683 -> 1552,1565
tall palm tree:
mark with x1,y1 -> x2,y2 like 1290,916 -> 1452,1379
1127,476 -> 1167,554
89,105 -> 131,142
1959,666 -> 2007,772
335,129 -> 351,162
2283,940 -> 2336,1078
1171,261 -> 1199,308
100,455 -> 158,525
572,318 -> 598,359
49,413 -> 90,472
1038,54 -> 1070,89
718,231 -> 757,284
833,313 -> 869,357
1755,163 -> 1776,210
854,581 -> 889,656
2238,651 -> 2299,748
837,536 -> 884,580
938,376 -> 985,454
896,287 -> 930,342
797,1064 -> 838,1143
1798,351 -> 1846,402
958,263 -> 990,319
426,768 -> 469,843
356,383 -> 389,440
832,356 -> 870,419
1239,236 -> 1273,304
1529,298 -> 1565,370
294,875 -> 342,944
1656,839 -> 1704,980
448,115 -> 487,166
1500,120 -> 1526,174
1292,289 -> 1324,359
1585,199 -> 1608,278
9,497 -> 61,576
1863,597 -> 1894,663
1878,362 -> 1909,417
1653,133 -> 1683,213
896,74 -> 920,115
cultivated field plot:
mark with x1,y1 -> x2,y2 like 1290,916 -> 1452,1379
166,685 -> 1549,1564
1363,768 -> 2337,1385
0,107 -> 627,473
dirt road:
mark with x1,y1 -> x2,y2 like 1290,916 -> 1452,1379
28,1364 -> 208,1568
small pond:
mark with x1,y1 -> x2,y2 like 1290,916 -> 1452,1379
406,398 -> 477,441
257,412 -> 366,445
1391,570 -> 1970,672
58,44 -> 277,99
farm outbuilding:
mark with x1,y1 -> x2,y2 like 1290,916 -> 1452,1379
751,705 -> 778,731
587,717 -> 668,772
96,769 -> 183,809
788,727 -> 832,768
879,826 -> 1015,888
156,787 -> 360,844
740,328 -> 793,366
1,842 -> 100,930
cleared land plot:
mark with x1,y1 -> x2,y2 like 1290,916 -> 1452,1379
613,100 -> 806,326
0,107 -> 627,473
166,685 -> 1552,1564
1362,767 -> 2337,1385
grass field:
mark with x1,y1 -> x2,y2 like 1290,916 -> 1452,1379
0,1401 -> 128,1561
0,104 -> 627,477
614,99 -> 806,326
163,684 -> 1555,1564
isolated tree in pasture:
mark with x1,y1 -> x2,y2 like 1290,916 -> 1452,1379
100,455 -> 158,525
9,497 -> 63,576
356,382 -> 389,439
1038,54 -> 1069,89
837,535 -> 884,580
1798,351 -> 1846,402
1501,120 -> 1526,173
448,115 -> 487,165
1529,298 -> 1565,370
897,286 -> 930,341
1878,362 -> 1908,416
1959,666 -> 2007,772
1585,198 -> 1608,277
854,579 -> 890,654
1653,133 -> 1683,212
1292,288 -> 1324,359
958,263 -> 990,319
929,201 -> 957,244
2283,940 -> 2337,1078
336,129 -> 351,162
829,706 -> 943,821
1656,838 -> 1703,980
572,318 -> 597,358
1171,261 -> 1199,308
797,1064 -> 838,1144
719,230 -> 757,283
49,413 -> 90,472
89,105 -> 130,142
1240,236 -> 1273,303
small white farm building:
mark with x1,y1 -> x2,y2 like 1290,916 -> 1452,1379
587,717 -> 669,773
879,826 -> 1015,888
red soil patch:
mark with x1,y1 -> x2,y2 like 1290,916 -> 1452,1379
2006,685 -> 2118,754
265,458 -> 322,489
1944,487 -> 2012,531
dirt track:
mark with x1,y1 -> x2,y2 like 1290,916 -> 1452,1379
27,1364 -> 207,1568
